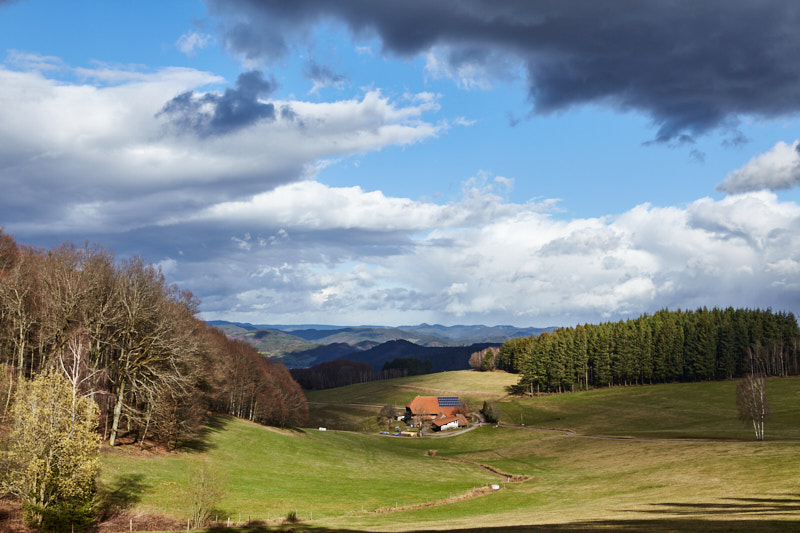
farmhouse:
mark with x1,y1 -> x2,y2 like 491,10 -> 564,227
405,396 -> 469,423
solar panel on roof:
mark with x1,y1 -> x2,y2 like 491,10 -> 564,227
437,396 -> 462,407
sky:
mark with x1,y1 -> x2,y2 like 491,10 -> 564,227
1,0 -> 800,328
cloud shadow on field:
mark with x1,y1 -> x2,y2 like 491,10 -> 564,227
200,496 -> 800,532
202,517 -> 800,533
634,495 -> 800,516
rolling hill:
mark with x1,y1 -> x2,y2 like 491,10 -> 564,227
99,373 -> 800,532
399,323 -> 556,343
209,320 -> 551,369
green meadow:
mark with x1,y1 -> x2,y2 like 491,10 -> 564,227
101,373 -> 800,532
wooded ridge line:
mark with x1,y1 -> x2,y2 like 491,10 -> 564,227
493,307 -> 800,394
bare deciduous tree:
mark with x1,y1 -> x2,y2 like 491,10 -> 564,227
186,458 -> 224,529
736,372 -> 769,441
0,232 -> 309,453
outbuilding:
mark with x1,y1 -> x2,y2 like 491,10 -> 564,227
432,413 -> 468,431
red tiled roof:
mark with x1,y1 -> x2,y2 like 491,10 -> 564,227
432,414 -> 468,428
406,396 -> 469,418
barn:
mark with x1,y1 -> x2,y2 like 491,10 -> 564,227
405,396 -> 469,423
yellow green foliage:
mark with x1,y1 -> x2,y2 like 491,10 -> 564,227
2,370 -> 100,529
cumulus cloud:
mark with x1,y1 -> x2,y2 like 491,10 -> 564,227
716,140 -> 800,194
177,178 -> 522,233
0,59 -> 442,238
207,0 -> 800,143
139,175 -> 800,326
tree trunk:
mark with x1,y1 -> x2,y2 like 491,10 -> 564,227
109,378 -> 126,447
2,370 -> 13,421
140,408 -> 151,448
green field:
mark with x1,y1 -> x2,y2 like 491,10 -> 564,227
305,370 -> 518,430
100,373 -> 800,532
499,378 -> 800,440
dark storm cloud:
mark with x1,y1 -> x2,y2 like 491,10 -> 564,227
159,70 -> 276,136
207,0 -> 800,143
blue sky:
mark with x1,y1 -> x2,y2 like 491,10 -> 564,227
1,0 -> 800,327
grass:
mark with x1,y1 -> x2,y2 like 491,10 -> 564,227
100,417 -> 498,525
498,377 -> 800,440
317,424 -> 800,532
306,370 -> 518,407
305,370 -> 518,429
100,373 -> 800,532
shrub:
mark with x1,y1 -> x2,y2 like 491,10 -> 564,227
2,370 -> 100,532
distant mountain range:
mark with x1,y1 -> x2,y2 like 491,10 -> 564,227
208,320 -> 555,370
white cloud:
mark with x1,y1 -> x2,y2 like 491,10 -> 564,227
424,45 -> 522,90
0,60 -> 442,236
716,140 -> 800,193
156,258 -> 178,275
177,31 -> 213,56
180,181 -> 451,231
180,182 -> 800,326
5,58 -> 800,328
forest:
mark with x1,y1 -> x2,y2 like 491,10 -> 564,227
0,230 -> 307,449
496,307 -> 800,394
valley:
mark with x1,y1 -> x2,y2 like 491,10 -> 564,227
98,371 -> 800,532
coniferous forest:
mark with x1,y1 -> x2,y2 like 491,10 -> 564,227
0,231 -> 307,449
498,308 -> 800,394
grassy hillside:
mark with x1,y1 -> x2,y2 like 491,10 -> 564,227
100,374 -> 800,532
498,377 -> 800,440
100,417 -> 497,524
308,371 -> 800,440
307,370 -> 517,404
304,370 -> 518,430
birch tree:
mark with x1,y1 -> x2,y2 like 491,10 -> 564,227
736,372 -> 769,441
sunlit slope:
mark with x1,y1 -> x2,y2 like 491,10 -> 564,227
328,425 -> 800,532
309,371 -> 800,440
499,377 -> 800,440
305,369 -> 518,407
100,416 -> 497,523
101,375 -> 800,532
